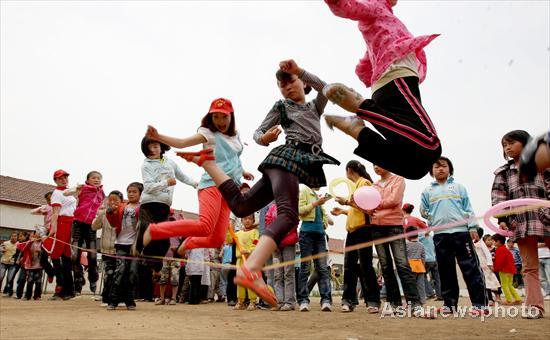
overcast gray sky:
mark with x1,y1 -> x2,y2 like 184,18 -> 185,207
2,1 -> 549,240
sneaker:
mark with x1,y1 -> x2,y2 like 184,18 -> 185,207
2,293 -> 10,298
279,304 -> 294,311
321,302 -> 332,312
436,306 -> 454,316
233,302 -> 246,310
216,296 -> 226,303
256,301 -> 270,310
523,306 -> 544,319
299,302 -> 310,312
323,83 -> 364,113
48,294 -> 62,301
118,302 -> 126,307
168,299 -> 176,306
366,306 -> 379,314
227,300 -> 237,307
127,305 -> 137,311
341,304 -> 352,313
154,298 -> 165,306
107,304 -> 116,310
100,302 -> 108,307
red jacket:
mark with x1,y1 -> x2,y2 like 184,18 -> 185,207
74,183 -> 106,225
493,245 -> 516,274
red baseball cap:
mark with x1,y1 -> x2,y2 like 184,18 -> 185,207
208,98 -> 233,115
402,203 -> 414,211
53,169 -> 70,179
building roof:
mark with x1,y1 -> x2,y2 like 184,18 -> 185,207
328,238 -> 345,254
0,175 -> 56,207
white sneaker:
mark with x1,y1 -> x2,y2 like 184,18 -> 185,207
118,302 -> 126,307
321,302 -> 332,312
100,303 -> 108,307
341,304 -> 351,313
299,302 -> 310,312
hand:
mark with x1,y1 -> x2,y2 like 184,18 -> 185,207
470,230 -> 480,242
243,171 -> 255,181
328,219 -> 334,226
331,207 -> 344,216
76,183 -> 84,190
279,59 -> 302,75
261,126 -> 282,144
335,196 -> 347,205
314,196 -> 330,207
146,125 -> 160,140
167,178 -> 177,186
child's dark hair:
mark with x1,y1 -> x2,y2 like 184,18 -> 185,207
405,226 -> 418,238
429,156 -> 454,176
200,112 -> 236,136
276,70 -> 312,95
141,136 -> 171,158
86,170 -> 102,180
346,160 -> 373,182
127,182 -> 144,194
108,190 -> 124,201
402,204 -> 414,214
477,226 -> 484,238
491,233 -> 506,245
44,191 -> 53,199
501,130 -> 530,160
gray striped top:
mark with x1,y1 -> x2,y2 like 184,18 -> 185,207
253,70 -> 327,146
406,240 -> 425,261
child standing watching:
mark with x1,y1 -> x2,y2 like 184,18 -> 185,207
185,248 -> 210,305
474,228 -> 501,306
133,137 -> 197,272
492,130 -> 550,318
420,157 -> 487,315
323,0 -> 441,180
156,236 -> 181,306
64,171 -> 105,294
92,192 -> 118,307
106,183 -> 143,310
405,227 -> 426,305
506,239 -> 524,289
234,214 -> 260,311
22,232 -> 43,300
31,192 -> 56,284
492,234 -> 522,305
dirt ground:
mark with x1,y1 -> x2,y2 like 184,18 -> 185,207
1,295 -> 549,340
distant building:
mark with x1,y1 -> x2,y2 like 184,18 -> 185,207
0,175 -> 55,240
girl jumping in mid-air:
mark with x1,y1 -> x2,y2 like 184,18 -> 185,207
322,0 -> 441,180
178,59 -> 339,306
142,98 -> 253,252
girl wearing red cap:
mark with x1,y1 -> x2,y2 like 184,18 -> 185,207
141,98 -> 253,254
178,60 -> 339,307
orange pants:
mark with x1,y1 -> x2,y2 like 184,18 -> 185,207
149,187 -> 230,250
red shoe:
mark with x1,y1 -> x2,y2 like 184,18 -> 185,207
176,149 -> 215,166
47,276 -> 54,284
234,263 -> 277,308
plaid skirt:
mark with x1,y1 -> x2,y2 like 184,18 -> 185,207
258,144 -> 340,188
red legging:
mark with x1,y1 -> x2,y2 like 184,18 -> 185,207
148,187 -> 230,249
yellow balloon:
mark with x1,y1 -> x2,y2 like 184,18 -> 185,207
328,177 -> 355,200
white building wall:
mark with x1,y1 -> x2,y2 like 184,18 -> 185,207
0,204 -> 43,230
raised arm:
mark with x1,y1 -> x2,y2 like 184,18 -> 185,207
253,107 -> 282,146
325,0 -> 378,22
300,70 -> 328,115
173,160 -> 198,188
146,125 -> 207,149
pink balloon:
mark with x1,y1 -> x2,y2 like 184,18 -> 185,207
483,198 -> 550,237
353,186 -> 381,210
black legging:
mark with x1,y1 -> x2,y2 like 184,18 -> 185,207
140,202 -> 170,272
218,167 -> 299,245
354,76 -> 442,180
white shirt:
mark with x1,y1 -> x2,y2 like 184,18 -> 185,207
51,188 -> 77,216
